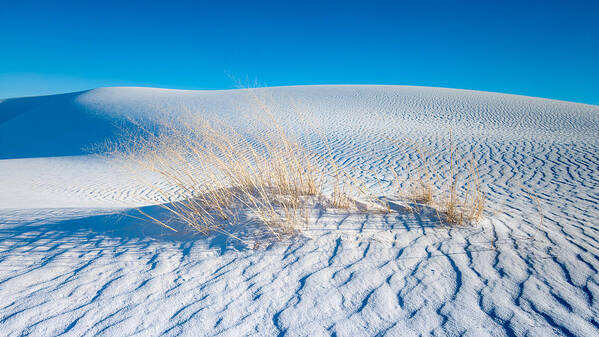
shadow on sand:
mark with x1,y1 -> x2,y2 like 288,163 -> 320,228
0,198 -> 450,255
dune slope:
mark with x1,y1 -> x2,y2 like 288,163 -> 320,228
1,86 -> 598,336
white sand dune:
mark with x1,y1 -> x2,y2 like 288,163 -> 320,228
1,86 -> 598,336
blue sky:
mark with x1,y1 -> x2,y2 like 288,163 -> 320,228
1,0 -> 598,105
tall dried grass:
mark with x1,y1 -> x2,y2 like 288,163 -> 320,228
113,93 -> 486,242
123,115 -> 324,241
387,137 -> 485,226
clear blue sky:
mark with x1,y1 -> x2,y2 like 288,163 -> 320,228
1,0 -> 598,105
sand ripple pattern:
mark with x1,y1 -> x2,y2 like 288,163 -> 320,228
1,86 -> 598,336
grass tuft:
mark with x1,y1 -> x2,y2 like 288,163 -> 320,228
387,137 -> 485,226
111,98 -> 487,243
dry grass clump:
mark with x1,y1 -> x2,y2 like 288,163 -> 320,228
112,91 -> 486,242
440,153 -> 485,225
387,138 -> 485,226
123,120 -> 486,241
330,178 -> 354,209
125,115 -> 324,240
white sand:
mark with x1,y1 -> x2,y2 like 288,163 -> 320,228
1,86 -> 598,336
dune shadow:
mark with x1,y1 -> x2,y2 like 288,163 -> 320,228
0,90 -> 134,159
0,195 -> 456,257
386,200 -> 447,228
0,203 -> 263,254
